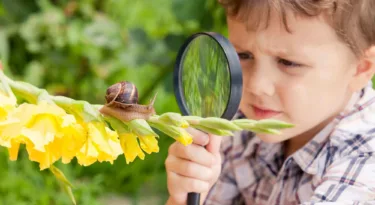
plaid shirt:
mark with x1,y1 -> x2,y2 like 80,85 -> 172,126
204,81 -> 375,205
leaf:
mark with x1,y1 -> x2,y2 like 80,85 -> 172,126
49,165 -> 74,188
63,184 -> 77,205
49,165 -> 77,204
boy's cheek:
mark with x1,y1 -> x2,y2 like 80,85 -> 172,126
280,87 -> 344,136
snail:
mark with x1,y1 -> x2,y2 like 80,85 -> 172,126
99,81 -> 157,121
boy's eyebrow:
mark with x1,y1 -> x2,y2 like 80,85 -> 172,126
263,47 -> 290,58
232,42 -> 307,61
232,43 -> 247,52
232,42 -> 290,57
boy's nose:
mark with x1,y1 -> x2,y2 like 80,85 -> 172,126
244,67 -> 275,97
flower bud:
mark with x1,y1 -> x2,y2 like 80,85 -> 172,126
158,112 -> 189,128
182,116 -> 203,125
199,117 -> 242,131
247,127 -> 281,135
138,135 -> 159,154
149,122 -> 193,146
256,119 -> 294,129
233,119 -> 257,129
192,124 -> 234,136
128,119 -> 159,138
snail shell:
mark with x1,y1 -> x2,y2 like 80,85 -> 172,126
105,81 -> 138,105
99,81 -> 156,121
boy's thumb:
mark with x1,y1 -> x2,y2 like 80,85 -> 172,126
205,134 -> 222,154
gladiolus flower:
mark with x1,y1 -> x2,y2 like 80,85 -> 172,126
0,101 -> 87,170
75,121 -> 122,166
0,90 -> 17,121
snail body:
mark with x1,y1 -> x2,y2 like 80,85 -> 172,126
99,81 -> 156,121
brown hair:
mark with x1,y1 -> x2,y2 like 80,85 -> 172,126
219,0 -> 375,57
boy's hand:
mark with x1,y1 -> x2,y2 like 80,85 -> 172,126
165,127 -> 222,205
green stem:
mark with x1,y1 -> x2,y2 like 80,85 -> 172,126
1,72 -> 42,103
52,96 -> 103,123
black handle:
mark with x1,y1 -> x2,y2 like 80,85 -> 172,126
187,192 -> 200,205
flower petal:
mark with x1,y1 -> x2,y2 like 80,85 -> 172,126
138,135 -> 159,154
119,133 -> 145,164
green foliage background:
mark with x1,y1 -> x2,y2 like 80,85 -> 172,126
0,0 -> 227,204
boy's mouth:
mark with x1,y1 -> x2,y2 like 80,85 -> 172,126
251,105 -> 282,119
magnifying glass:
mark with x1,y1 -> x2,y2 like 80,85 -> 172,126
173,32 -> 243,205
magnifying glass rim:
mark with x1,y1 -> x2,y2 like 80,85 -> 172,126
173,32 -> 242,120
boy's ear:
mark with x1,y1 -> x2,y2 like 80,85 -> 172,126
350,46 -> 375,92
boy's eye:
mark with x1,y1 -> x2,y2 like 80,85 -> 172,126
237,52 -> 253,60
278,58 -> 302,67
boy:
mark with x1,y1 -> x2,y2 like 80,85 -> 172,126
166,0 -> 375,204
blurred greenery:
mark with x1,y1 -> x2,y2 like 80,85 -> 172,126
0,0 -> 227,204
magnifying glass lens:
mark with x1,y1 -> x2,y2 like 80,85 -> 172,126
180,35 -> 231,117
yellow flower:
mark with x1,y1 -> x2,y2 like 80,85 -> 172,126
0,90 -> 17,121
119,132 -> 145,164
0,103 -> 41,161
174,128 -> 193,146
59,122 -> 86,164
0,101 -> 86,170
76,121 -> 122,166
0,113 -> 26,161
0,119 -> 23,160
138,135 -> 159,154
128,119 -> 159,155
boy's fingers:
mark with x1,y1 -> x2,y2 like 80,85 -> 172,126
168,143 -> 215,167
206,133 -> 222,154
186,127 -> 209,146
165,155 -> 213,181
0,62 -> 3,70
166,196 -> 185,205
185,128 -> 223,154
168,171 -> 210,194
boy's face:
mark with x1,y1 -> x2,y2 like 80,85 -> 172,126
228,12 -> 359,143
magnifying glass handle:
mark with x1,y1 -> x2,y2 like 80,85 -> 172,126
187,192 -> 200,205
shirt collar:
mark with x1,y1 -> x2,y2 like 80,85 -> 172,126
292,81 -> 374,174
